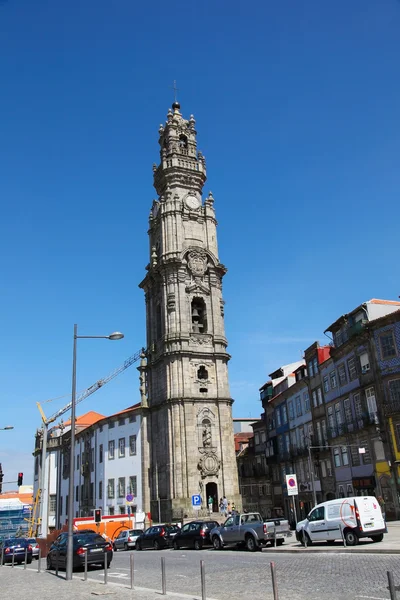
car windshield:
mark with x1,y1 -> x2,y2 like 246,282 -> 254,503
166,526 -> 179,533
130,530 -> 142,535
27,539 -> 37,544
5,539 -> 26,546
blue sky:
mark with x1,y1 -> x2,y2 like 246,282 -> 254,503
1,0 -> 399,490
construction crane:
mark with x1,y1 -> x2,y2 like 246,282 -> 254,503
35,346 -> 145,537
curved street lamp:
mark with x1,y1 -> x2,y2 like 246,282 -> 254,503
66,325 -> 124,581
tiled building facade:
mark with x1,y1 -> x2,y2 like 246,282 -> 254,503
237,299 -> 400,521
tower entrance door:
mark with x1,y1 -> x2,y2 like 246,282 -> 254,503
206,482 -> 218,513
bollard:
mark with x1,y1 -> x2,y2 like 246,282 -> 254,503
302,529 -> 307,548
340,525 -> 346,548
387,571 -> 396,600
270,561 -> 279,600
161,557 -> 166,595
37,549 -> 41,573
84,549 -> 88,581
274,528 -> 277,547
55,551 -> 59,577
24,547 -> 28,569
12,549 -> 15,568
1,547 -> 4,567
200,560 -> 206,600
130,554 -> 134,590
103,552 -> 108,585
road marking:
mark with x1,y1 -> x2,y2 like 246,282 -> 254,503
107,573 -> 128,579
356,596 -> 388,599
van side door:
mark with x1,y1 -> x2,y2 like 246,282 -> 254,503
307,506 -> 327,541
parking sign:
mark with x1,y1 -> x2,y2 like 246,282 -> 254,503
192,494 -> 202,509
286,474 -> 298,496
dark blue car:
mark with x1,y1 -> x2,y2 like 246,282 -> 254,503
0,538 -> 33,564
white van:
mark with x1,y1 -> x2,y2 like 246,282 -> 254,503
296,496 -> 386,546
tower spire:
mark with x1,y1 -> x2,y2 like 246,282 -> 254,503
170,80 -> 180,110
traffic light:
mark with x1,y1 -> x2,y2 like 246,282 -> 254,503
17,472 -> 23,486
94,508 -> 102,523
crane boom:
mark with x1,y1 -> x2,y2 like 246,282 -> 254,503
46,347 -> 145,425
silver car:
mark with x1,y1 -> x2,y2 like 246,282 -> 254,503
113,529 -> 143,551
26,538 -> 40,559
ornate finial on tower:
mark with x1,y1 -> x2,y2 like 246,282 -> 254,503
151,245 -> 158,267
171,80 -> 180,111
206,191 -> 214,205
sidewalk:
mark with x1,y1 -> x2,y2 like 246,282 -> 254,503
0,566 -> 218,600
264,521 -> 400,554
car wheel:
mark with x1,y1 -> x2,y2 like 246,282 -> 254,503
194,540 -> 203,551
124,543 -> 128,551
136,542 -> 142,551
173,540 -> 179,550
46,555 -> 53,570
276,539 -> 284,547
344,529 -> 358,546
213,536 -> 222,550
153,540 -> 160,551
371,534 -> 384,543
245,535 -> 257,552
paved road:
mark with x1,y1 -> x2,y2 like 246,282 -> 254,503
72,546 -> 400,600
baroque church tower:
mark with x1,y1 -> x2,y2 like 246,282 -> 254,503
140,101 -> 240,520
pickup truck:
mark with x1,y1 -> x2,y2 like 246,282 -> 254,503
210,512 -> 291,552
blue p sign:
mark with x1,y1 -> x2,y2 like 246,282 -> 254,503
192,494 -> 201,507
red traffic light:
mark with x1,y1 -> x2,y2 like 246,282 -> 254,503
17,473 -> 23,486
94,508 -> 102,523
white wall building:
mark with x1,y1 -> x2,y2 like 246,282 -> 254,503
34,404 -> 143,535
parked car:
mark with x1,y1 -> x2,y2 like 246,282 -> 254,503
136,525 -> 180,550
47,532 -> 113,571
210,512 -> 291,552
113,529 -> 143,551
173,520 -> 219,550
296,496 -> 387,546
0,538 -> 33,564
26,538 -> 40,559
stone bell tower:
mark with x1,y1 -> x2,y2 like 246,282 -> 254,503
140,101 -> 240,520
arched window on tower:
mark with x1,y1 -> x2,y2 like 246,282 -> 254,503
191,298 -> 207,334
179,134 -> 188,149
197,366 -> 208,381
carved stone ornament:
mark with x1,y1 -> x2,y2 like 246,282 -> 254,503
198,453 -> 220,478
167,293 -> 176,312
190,335 -> 212,346
188,250 -> 207,277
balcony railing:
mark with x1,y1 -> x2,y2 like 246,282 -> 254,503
384,402 -> 400,416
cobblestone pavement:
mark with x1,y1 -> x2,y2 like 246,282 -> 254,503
12,547 -> 398,600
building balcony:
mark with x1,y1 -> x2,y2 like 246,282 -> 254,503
347,320 -> 367,339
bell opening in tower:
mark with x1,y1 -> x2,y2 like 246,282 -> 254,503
191,298 -> 207,333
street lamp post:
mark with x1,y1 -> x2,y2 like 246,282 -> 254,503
66,324 -> 124,582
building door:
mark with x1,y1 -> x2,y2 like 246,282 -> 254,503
206,482 -> 218,512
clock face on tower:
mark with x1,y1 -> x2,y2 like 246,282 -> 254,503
185,195 -> 201,210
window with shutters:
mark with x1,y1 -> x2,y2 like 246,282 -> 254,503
353,393 -> 363,420
335,403 -> 343,427
296,396 -> 303,416
338,364 -> 347,386
128,476 -> 137,496
107,479 -> 115,499
328,406 -> 335,433
350,445 -> 360,466
330,371 -> 337,388
321,419 -> 327,444
380,331 -> 397,360
99,444 -> 103,463
316,421 -> 322,445
359,352 -> 370,373
347,357 -> 358,381
99,480 -> 103,500
303,391 -> 310,412
366,387 -> 377,419
118,477 -> 125,498
317,387 -> 323,406
360,441 -> 371,464
389,379 -> 400,403
323,376 -> 329,393
333,447 -> 341,467
282,405 -> 288,424
129,435 -> 137,456
288,400 -> 294,420
343,398 -> 352,423
326,459 -> 333,476
118,438 -> 126,458
341,446 -> 349,466
312,390 -> 318,408
108,440 -> 115,460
